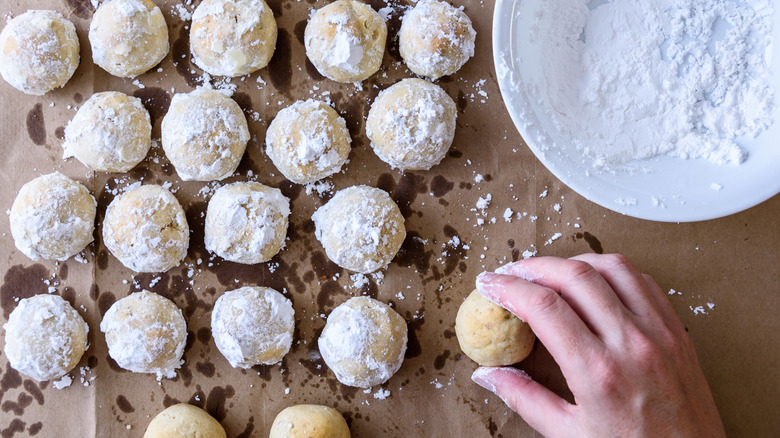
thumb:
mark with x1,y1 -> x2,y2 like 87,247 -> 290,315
472,367 -> 573,437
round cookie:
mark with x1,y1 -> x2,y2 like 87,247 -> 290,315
190,0 -> 277,77
89,0 -> 169,77
161,88 -> 250,181
10,172 -> 96,261
63,91 -> 152,172
455,289 -> 535,366
3,294 -> 88,382
211,286 -> 295,368
366,78 -> 456,170
305,0 -> 387,82
398,0 -> 476,80
266,100 -> 351,184
103,184 -> 189,273
312,185 -> 405,273
0,10 -> 79,95
100,291 -> 187,379
270,405 -> 350,438
204,182 -> 290,264
318,297 -> 407,388
144,404 -> 226,438
144,403 -> 225,438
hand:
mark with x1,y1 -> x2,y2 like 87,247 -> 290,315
470,254 -> 726,438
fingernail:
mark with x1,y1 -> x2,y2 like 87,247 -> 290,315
471,367 -> 499,394
476,271 -> 501,296
496,260 -> 539,281
495,261 -> 519,275
476,272 -> 518,314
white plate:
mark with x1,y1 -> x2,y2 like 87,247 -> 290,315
493,0 -> 780,222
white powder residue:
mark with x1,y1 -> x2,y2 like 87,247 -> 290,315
543,233 -> 563,246
326,13 -> 365,74
690,302 -> 716,315
475,194 -> 491,213
350,272 -> 370,289
503,208 -> 513,222
52,374 -> 73,390
529,0 -> 774,167
522,247 -> 537,259
172,3 -> 193,21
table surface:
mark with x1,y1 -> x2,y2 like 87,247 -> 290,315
0,0 -> 778,437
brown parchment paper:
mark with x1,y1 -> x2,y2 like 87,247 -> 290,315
1,0 -> 779,437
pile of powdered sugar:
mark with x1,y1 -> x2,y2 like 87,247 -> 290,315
530,0 -> 774,167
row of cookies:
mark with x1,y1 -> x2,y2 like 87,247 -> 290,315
5,286 -> 407,389
9,172 -> 409,275
0,0 -> 474,94
63,79 -> 455,181
145,402 -> 351,438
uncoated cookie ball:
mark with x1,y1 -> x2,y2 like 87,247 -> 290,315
269,405 -> 351,438
144,404 -> 226,438
455,289 -> 535,366
265,99 -> 351,184
63,91 -> 152,172
89,0 -> 169,77
4,294 -> 88,382
0,10 -> 80,95
10,172 -> 96,262
398,0 -> 476,80
190,0 -> 278,77
204,182 -> 290,264
305,0 -> 387,83
312,185 -> 405,273
102,184 -> 189,273
366,78 -> 456,171
100,291 -> 187,379
211,286 -> 295,368
161,88 -> 250,181
318,297 -> 407,388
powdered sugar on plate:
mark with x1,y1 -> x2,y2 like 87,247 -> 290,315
532,0 -> 774,167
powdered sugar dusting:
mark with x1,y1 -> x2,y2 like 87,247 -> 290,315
318,297 -> 408,388
529,0 -> 774,167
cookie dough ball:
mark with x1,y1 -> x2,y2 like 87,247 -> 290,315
204,182 -> 290,264
144,404 -> 226,438
305,0 -> 387,82
398,0 -> 476,80
270,405 -> 350,438
3,295 -> 88,382
211,286 -> 294,368
63,91 -> 152,172
10,173 -> 96,261
100,291 -> 187,379
455,289 -> 535,366
366,78 -> 456,170
103,185 -> 189,273
319,297 -> 407,388
161,89 -> 250,181
190,0 -> 277,77
312,186 -> 405,273
266,100 -> 351,184
0,10 -> 79,95
89,0 -> 169,77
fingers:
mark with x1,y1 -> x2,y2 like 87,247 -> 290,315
640,273 -> 687,332
477,271 -> 600,376
472,367 -> 574,437
569,253 -> 658,318
496,257 -> 632,340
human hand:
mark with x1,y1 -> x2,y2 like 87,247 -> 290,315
470,254 -> 726,438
